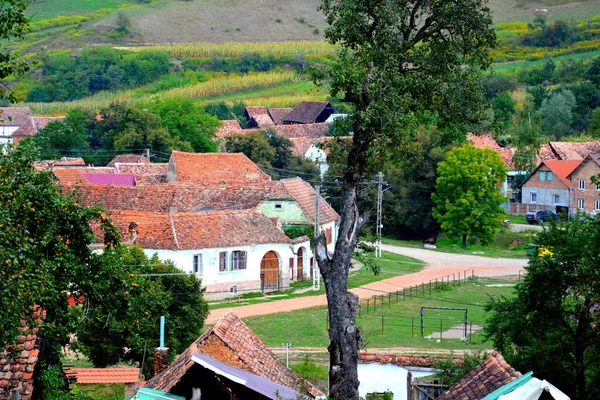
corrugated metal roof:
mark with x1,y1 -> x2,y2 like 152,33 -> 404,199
191,353 -> 303,400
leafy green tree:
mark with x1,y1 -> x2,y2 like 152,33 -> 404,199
586,56 -> 600,87
0,142 -> 121,356
0,0 -> 30,102
224,130 -> 276,166
116,12 -> 131,35
485,216 -> 600,400
204,100 -> 248,128
432,144 -> 506,249
588,107 -> 600,137
510,98 -> 543,174
491,91 -> 516,130
314,0 -> 495,397
29,109 -> 91,159
75,245 -> 208,378
483,74 -> 518,101
541,89 -> 576,139
150,98 -> 220,153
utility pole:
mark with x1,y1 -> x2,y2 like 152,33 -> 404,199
376,172 -> 384,258
313,185 -> 321,290
145,148 -> 150,162
282,342 -> 292,368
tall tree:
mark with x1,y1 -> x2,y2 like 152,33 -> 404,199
432,144 -> 506,249
541,89 -> 576,139
0,142 -> 121,357
0,0 -> 29,102
29,109 -> 91,159
314,1 -> 495,398
485,216 -> 600,400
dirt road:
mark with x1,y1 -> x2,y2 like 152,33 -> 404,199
206,245 -> 528,324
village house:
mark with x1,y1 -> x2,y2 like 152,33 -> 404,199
53,151 -> 338,296
281,101 -> 337,125
567,153 -> 600,215
0,107 -> 64,147
94,209 -> 302,299
144,312 -> 325,399
519,159 -> 581,215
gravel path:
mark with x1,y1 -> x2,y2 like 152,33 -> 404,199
206,245 -> 528,324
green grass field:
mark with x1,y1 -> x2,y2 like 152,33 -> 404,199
243,277 -> 517,350
27,0 -> 136,20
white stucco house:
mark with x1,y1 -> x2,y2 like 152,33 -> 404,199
98,209 -> 313,300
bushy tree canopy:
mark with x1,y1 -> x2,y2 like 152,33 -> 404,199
485,216 -> 600,400
432,144 -> 507,249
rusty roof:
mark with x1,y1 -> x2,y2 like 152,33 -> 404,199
114,163 -> 168,184
96,209 -> 290,250
106,154 -> 150,167
169,151 -> 271,184
437,352 -> 522,400
221,120 -> 242,130
281,177 -> 339,224
467,133 -> 516,170
548,141 -> 600,160
145,312 -> 324,398
33,116 -> 65,130
67,368 -> 140,384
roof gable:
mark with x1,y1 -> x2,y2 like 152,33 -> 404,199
267,108 -> 293,125
567,153 -> 600,179
169,151 -> 271,185
283,101 -> 337,124
549,141 -> 600,160
145,312 -> 324,398
281,177 -> 339,224
437,352 -> 522,400
521,160 -> 582,187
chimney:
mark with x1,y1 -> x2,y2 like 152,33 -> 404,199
154,348 -> 169,376
128,222 -> 138,244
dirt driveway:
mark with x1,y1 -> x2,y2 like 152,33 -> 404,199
206,245 -> 528,324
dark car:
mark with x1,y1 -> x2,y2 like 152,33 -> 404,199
526,210 -> 557,224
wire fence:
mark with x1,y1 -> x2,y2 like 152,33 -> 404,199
358,269 -> 476,317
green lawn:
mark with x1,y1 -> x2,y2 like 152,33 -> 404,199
209,251 -> 424,310
243,277 -> 517,350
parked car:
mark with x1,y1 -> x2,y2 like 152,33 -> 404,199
526,210 -> 557,224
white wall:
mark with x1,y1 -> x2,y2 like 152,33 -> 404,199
143,242 -> 295,297
304,144 -> 329,177
522,187 -> 570,208
358,363 -> 435,399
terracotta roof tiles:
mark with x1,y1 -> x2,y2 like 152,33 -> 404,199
145,312 -> 324,398
268,108 -> 293,125
33,116 -> 65,130
114,163 -> 167,184
67,368 -> 140,384
542,160 -> 582,185
281,177 -> 339,224
96,209 -> 290,250
437,352 -> 522,400
0,107 -> 33,127
106,154 -> 150,167
169,151 -> 271,184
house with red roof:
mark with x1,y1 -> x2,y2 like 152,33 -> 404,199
144,312 -> 325,399
520,160 -> 582,215
0,107 -> 64,147
93,209 -> 300,300
567,153 -> 600,215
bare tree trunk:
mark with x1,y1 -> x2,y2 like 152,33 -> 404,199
315,124 -> 370,399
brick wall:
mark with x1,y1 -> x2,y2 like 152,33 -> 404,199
569,159 -> 600,215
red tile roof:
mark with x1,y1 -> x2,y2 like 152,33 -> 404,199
0,107 -> 33,127
268,108 -> 293,125
33,116 -> 65,130
221,120 -> 242,130
437,352 -> 521,400
275,123 -> 330,139
114,163 -> 168,184
548,141 -> 600,160
95,209 -> 290,250
359,352 -> 450,368
244,106 -> 275,128
281,177 -> 339,224
169,151 -> 271,184
467,133 -> 516,170
63,181 -> 289,213
67,368 -> 140,384
145,312 -> 324,398
542,160 -> 582,185
53,168 -> 89,184
12,118 -> 37,137
106,154 -> 150,167
0,305 -> 44,400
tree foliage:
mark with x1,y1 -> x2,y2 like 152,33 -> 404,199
432,144 -> 506,249
485,216 -> 600,400
315,0 -> 495,397
541,89 -> 576,139
0,142 -> 119,356
75,245 -> 208,378
0,0 -> 29,102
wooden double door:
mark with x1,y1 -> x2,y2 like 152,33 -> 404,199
260,251 -> 279,292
